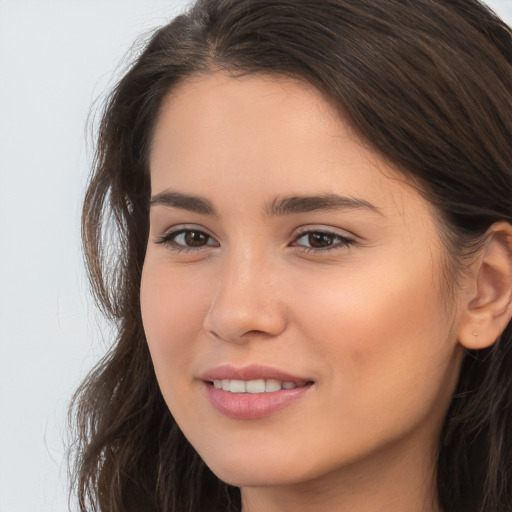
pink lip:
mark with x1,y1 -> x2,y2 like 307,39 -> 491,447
201,364 -> 314,420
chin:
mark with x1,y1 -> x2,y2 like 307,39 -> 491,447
209,463 -> 297,488
197,441 -> 324,489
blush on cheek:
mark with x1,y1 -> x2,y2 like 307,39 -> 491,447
331,274 -> 442,373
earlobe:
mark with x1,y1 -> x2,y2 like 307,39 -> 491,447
458,222 -> 512,350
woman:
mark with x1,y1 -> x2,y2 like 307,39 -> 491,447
71,0 -> 512,511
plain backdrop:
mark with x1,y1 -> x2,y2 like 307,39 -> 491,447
0,1 -> 511,511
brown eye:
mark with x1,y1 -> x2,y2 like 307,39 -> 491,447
307,232 -> 336,248
183,230 -> 209,247
157,229 -> 219,251
293,230 -> 355,252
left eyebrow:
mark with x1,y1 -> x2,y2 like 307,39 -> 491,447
265,194 -> 382,216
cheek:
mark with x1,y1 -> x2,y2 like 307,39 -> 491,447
289,252 -> 457,414
140,261 -> 209,374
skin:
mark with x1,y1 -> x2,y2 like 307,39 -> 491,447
140,73 -> 472,512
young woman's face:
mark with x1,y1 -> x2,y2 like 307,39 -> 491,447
141,73 -> 465,491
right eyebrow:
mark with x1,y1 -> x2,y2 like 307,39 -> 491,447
149,190 -> 218,216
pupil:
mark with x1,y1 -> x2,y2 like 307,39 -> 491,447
309,232 -> 334,248
185,231 -> 207,246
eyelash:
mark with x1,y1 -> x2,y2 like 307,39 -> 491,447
292,229 -> 356,253
156,228 -> 219,253
155,228 -> 356,254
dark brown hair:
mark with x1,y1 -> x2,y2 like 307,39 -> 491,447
71,1 -> 512,511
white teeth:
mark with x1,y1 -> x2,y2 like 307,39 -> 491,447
245,379 -> 265,393
212,378 -> 302,393
265,379 -> 282,392
229,380 -> 246,393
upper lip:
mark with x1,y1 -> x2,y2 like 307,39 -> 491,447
201,364 -> 312,385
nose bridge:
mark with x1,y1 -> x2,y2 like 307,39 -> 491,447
203,241 -> 286,343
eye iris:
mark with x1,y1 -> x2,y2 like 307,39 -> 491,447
184,231 -> 208,246
308,232 -> 334,248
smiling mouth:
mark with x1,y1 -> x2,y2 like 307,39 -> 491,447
205,377 -> 314,419
211,378 -> 311,393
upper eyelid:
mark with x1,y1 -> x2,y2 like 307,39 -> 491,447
292,225 -> 357,239
293,230 -> 353,241
157,224 -> 217,239
157,225 -> 353,236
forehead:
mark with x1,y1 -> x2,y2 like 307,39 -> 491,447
149,72 -> 428,221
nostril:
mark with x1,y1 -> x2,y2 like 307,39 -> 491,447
243,329 -> 268,337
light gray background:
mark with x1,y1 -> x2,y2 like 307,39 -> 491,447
0,1 -> 511,511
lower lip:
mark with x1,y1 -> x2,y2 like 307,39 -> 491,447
204,382 -> 312,420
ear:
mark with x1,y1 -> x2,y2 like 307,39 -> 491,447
458,222 -> 512,350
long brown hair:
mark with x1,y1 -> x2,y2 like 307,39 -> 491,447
71,1 -> 512,511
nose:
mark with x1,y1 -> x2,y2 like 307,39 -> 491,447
203,249 -> 287,344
